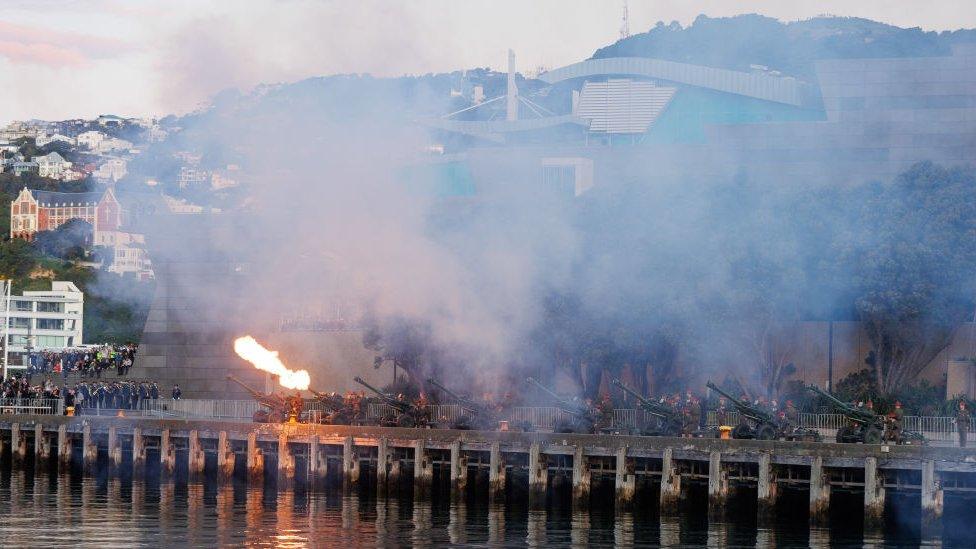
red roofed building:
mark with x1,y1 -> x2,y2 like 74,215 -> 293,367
9,187 -> 122,240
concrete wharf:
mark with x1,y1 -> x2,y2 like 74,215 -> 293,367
1,415 -> 973,536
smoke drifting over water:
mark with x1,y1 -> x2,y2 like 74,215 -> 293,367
136,17 -> 976,401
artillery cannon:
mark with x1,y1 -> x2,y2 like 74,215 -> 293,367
426,378 -> 501,430
308,388 -> 356,425
226,374 -> 303,423
611,378 -> 683,436
353,376 -> 429,428
525,377 -> 598,434
806,385 -> 923,445
706,381 -> 820,441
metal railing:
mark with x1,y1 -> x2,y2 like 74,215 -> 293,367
0,398 -> 63,415
6,396 -> 973,442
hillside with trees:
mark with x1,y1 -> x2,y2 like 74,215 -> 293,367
594,15 -> 976,81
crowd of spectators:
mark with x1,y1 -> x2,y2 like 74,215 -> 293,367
25,343 -> 138,380
71,380 -> 160,410
1,375 -> 161,412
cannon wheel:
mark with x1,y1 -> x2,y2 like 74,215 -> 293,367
836,425 -> 853,443
397,414 -> 417,428
731,424 -> 753,439
863,425 -> 883,445
756,424 -> 778,440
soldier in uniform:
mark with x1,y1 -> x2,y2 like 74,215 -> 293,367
957,400 -> 971,448
785,400 -> 799,426
887,401 -> 904,443
689,397 -> 702,434
716,397 -> 729,426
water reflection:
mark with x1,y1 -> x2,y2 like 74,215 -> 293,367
0,464 -> 968,548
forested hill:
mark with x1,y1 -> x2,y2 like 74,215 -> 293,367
593,15 -> 976,81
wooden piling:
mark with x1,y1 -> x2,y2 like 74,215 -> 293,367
108,426 -> 122,473
160,428 -> 175,478
707,450 -> 727,518
34,424 -> 50,464
217,431 -> 235,483
376,437 -> 389,496
489,441 -> 506,504
11,423 -> 25,464
413,438 -> 432,500
277,432 -> 294,486
246,432 -> 263,483
312,436 -> 329,488
57,424 -> 71,470
528,442 -> 547,508
572,445 -> 590,509
921,460 -> 943,536
809,456 -> 830,525
757,452 -> 777,521
660,447 -> 681,516
132,428 -> 146,477
82,423 -> 96,473
450,439 -> 467,500
615,446 -> 635,510
188,430 -> 205,480
863,457 -> 885,529
343,436 -> 359,491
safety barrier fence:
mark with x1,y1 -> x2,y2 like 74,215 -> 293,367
0,398 -> 63,415
10,397 -> 974,442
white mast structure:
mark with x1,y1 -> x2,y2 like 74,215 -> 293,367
620,0 -> 631,40
506,49 -> 518,121
1,279 -> 10,380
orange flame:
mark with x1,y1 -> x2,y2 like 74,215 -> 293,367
233,335 -> 310,390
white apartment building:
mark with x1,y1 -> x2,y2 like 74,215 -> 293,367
1,281 -> 84,370
76,130 -> 107,150
93,157 -> 127,182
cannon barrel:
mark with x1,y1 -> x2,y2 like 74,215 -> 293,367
427,378 -> 465,403
806,384 -> 876,424
806,384 -> 849,408
308,388 -> 341,410
611,378 -> 672,419
526,377 -> 588,417
705,381 -> 747,409
353,376 -> 387,398
526,377 -> 564,402
226,374 -> 267,400
707,381 -> 776,424
354,376 -> 411,411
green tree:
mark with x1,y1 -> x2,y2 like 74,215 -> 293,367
853,163 -> 976,395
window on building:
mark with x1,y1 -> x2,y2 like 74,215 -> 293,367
8,335 -> 29,346
12,300 -> 31,312
7,317 -> 29,329
36,301 -> 64,313
36,318 -> 64,330
35,335 -> 65,348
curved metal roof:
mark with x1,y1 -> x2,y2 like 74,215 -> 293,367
421,114 -> 589,142
539,57 -> 808,107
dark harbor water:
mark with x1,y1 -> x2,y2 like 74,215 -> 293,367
0,461 -> 972,548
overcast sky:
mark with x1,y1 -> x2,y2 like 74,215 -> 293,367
1,0 -> 974,124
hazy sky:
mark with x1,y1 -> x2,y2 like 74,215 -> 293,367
1,0 -> 974,124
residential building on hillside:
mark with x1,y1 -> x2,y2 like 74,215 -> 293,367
9,187 -> 121,239
76,130 -> 106,150
93,157 -> 127,182
34,151 -> 72,179
178,166 -> 209,188
35,133 -> 75,148
0,281 -> 84,370
12,161 -> 38,177
95,231 -> 154,280
97,114 -> 125,127
96,137 -> 132,153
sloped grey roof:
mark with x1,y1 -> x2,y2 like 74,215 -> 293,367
30,189 -> 103,206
